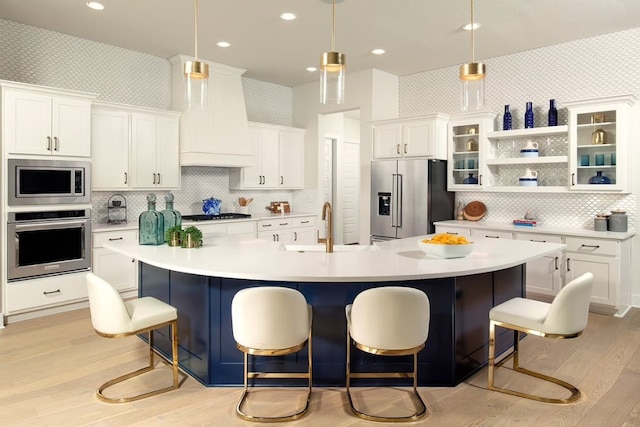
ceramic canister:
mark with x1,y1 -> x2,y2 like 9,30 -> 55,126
608,210 -> 628,232
594,214 -> 608,231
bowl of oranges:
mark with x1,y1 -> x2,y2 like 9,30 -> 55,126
418,233 -> 474,258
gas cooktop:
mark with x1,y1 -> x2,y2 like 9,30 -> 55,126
182,213 -> 252,221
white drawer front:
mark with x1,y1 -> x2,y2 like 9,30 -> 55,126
93,229 -> 137,248
514,233 -> 563,244
227,221 -> 256,235
565,237 -> 617,256
258,218 -> 292,231
470,229 -> 513,240
198,223 -> 228,236
6,272 -> 88,313
435,226 -> 471,237
292,216 -> 316,227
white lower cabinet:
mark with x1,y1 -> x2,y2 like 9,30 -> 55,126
515,233 -> 564,298
434,225 -> 472,237
92,229 -> 138,292
470,229 -> 513,239
197,221 -> 257,240
5,272 -> 89,314
257,216 -> 317,244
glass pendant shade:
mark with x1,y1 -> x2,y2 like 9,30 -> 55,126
184,60 -> 209,109
320,51 -> 346,104
184,0 -> 208,110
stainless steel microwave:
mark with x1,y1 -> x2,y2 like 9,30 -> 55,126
8,159 -> 91,206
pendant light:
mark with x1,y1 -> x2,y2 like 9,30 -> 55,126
460,0 -> 486,111
184,0 -> 209,109
320,0 -> 346,104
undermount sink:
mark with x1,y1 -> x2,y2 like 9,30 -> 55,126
283,244 -> 380,252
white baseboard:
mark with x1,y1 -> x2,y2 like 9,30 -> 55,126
632,294 -> 640,308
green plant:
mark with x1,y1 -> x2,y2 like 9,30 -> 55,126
181,225 -> 203,248
165,225 -> 183,243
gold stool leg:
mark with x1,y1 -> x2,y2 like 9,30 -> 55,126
487,320 -> 582,404
96,320 -> 181,403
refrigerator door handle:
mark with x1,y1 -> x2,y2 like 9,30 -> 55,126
396,173 -> 403,228
391,174 -> 397,227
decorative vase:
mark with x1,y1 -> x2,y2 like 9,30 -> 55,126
588,171 -> 611,184
463,173 -> 478,184
608,210 -> 628,232
161,193 -> 182,242
138,194 -> 165,245
591,128 -> 607,145
167,232 -> 182,247
202,197 -> 222,215
503,105 -> 512,130
548,99 -> 558,126
524,102 -> 534,128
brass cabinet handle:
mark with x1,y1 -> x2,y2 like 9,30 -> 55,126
396,144 -> 400,154
46,136 -> 52,151
404,143 -> 408,154
124,172 -> 128,184
152,173 -> 156,184
157,173 -> 161,184
54,136 -> 59,151
281,176 -> 283,185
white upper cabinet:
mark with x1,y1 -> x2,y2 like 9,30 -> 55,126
229,123 -> 305,190
1,81 -> 95,157
91,102 -> 180,191
373,113 -> 448,160
565,94 -> 637,193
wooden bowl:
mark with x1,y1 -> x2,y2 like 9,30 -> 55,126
463,201 -> 486,221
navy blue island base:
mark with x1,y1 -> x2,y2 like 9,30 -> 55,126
139,261 -> 523,387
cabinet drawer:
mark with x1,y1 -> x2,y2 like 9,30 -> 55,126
565,237 -> 617,256
6,272 -> 88,313
258,218 -> 292,231
227,221 -> 256,235
470,229 -> 513,239
198,223 -> 228,236
514,233 -> 563,244
93,229 -> 137,248
435,226 -> 471,237
292,216 -> 316,228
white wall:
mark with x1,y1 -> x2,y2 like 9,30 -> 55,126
293,69 -> 398,244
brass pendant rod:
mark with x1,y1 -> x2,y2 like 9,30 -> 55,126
331,0 -> 336,52
470,0 -> 475,63
194,0 -> 199,60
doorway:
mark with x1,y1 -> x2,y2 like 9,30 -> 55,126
321,110 -> 361,245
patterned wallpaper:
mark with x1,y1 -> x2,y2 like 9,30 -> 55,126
0,18 -> 310,224
400,27 -> 640,229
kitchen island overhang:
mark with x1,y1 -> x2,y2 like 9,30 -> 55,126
105,237 -> 565,387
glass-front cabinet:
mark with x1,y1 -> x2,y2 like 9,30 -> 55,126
448,112 -> 496,191
565,94 -> 637,193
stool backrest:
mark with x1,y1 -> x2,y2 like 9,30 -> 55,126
543,272 -> 594,335
86,272 -> 132,334
349,286 -> 430,350
232,287 -> 310,350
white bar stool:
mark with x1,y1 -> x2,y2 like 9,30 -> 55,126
86,272 -> 180,403
345,286 -> 430,422
488,272 -> 594,403
231,286 -> 313,422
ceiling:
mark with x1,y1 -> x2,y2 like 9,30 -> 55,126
2,0 -> 640,87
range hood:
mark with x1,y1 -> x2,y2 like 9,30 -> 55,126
170,55 -> 253,167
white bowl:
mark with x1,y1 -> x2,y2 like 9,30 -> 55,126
519,178 -> 538,187
418,240 -> 474,259
520,149 -> 539,158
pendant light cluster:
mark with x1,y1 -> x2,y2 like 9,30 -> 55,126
460,0 -> 486,111
320,0 -> 346,105
184,0 -> 209,110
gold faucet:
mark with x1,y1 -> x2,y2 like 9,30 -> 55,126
317,202 -> 333,253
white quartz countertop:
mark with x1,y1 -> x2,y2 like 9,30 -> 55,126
435,220 -> 635,240
103,235 -> 565,283
92,212 -> 317,232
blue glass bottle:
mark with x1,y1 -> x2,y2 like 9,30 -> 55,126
588,171 -> 611,184
503,105 -> 512,130
548,99 -> 558,126
525,102 -> 534,128
139,194 -> 164,245
161,193 -> 182,242
463,173 -> 478,184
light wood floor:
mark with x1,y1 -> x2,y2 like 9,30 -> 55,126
1,307 -> 639,426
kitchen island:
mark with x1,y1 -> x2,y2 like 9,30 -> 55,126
104,236 -> 565,387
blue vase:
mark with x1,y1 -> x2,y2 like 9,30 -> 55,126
548,99 -> 558,126
525,102 -> 534,128
463,173 -> 478,184
588,171 -> 611,184
503,105 -> 512,130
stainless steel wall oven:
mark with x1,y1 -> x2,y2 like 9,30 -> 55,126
7,209 -> 91,281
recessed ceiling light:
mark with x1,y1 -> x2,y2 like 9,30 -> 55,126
462,22 -> 481,31
371,48 -> 385,55
306,67 -> 317,72
280,12 -> 297,21
217,41 -> 231,48
86,2 -> 105,10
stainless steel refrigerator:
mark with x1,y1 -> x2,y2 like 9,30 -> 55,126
370,158 -> 454,242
